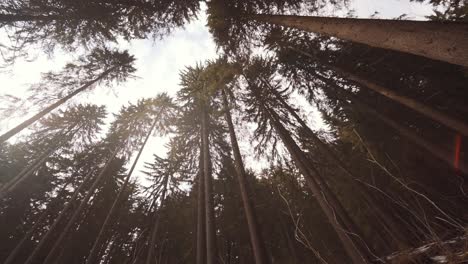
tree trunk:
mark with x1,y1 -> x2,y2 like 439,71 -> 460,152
250,14 -> 468,67
201,105 -> 219,264
289,46 -> 468,136
221,88 -> 269,264
0,145 -> 58,198
0,66 -> 117,143
38,148 -> 120,264
0,124 -> 78,196
23,169 -> 95,264
3,178 -> 74,264
197,133 -> 207,264
146,173 -> 170,264
261,101 -> 372,264
87,121 -> 157,264
330,82 -> 468,175
263,78 -> 408,250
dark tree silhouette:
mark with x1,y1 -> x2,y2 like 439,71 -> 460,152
0,47 -> 135,143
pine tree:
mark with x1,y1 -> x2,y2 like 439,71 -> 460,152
0,48 -> 135,143
242,58 -> 375,263
207,0 -> 468,66
0,0 -> 200,63
86,94 -> 175,264
0,104 -> 106,197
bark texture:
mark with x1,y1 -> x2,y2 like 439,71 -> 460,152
252,14 -> 468,67
201,106 -> 219,264
222,89 -> 269,264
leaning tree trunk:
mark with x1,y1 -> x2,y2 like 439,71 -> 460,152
327,79 -> 468,175
146,173 -> 170,264
23,168 -> 96,264
221,88 -> 269,264
288,46 -> 468,136
87,121 -> 157,264
201,105 -> 219,264
197,131 -> 207,264
257,95 -> 373,263
34,148 -> 120,264
3,177 -> 75,264
0,144 -> 59,198
0,124 -> 79,198
263,78 -> 409,250
250,14 -> 468,67
0,65 -> 118,143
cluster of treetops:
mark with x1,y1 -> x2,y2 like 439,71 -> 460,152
0,0 -> 467,263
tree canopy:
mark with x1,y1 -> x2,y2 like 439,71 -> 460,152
1,0 -> 467,263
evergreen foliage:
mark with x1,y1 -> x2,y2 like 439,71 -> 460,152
1,0 -> 467,263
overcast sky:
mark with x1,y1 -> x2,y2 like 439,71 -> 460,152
0,0 -> 434,184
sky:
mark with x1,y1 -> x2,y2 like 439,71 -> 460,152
0,0 -> 435,185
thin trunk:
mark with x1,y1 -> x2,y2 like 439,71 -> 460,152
264,78 -> 408,249
262,101 -> 372,264
201,106 -> 218,264
221,88 -> 269,264
39,147 -> 120,264
333,66 -> 468,136
87,121 -> 157,264
196,135 -> 207,264
3,178 -> 73,264
251,14 -> 468,67
289,46 -> 468,136
0,145 -> 58,198
146,215 -> 161,264
357,93 -> 468,175
23,169 -> 95,264
0,124 -> 78,196
0,66 -> 118,143
146,174 -> 169,264
331,82 -> 468,175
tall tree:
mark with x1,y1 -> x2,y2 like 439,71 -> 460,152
23,98 -> 159,264
276,44 -> 468,136
201,100 -> 218,264
0,0 -> 200,63
179,63 -> 233,264
86,94 -> 176,264
207,0 -> 468,66
249,14 -> 468,67
0,47 -> 135,143
242,60 -> 375,263
0,104 -> 106,197
23,148 -> 121,264
144,154 -> 177,264
3,168 -> 88,264
203,58 -> 269,264
221,88 -> 269,264
266,28 -> 467,247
